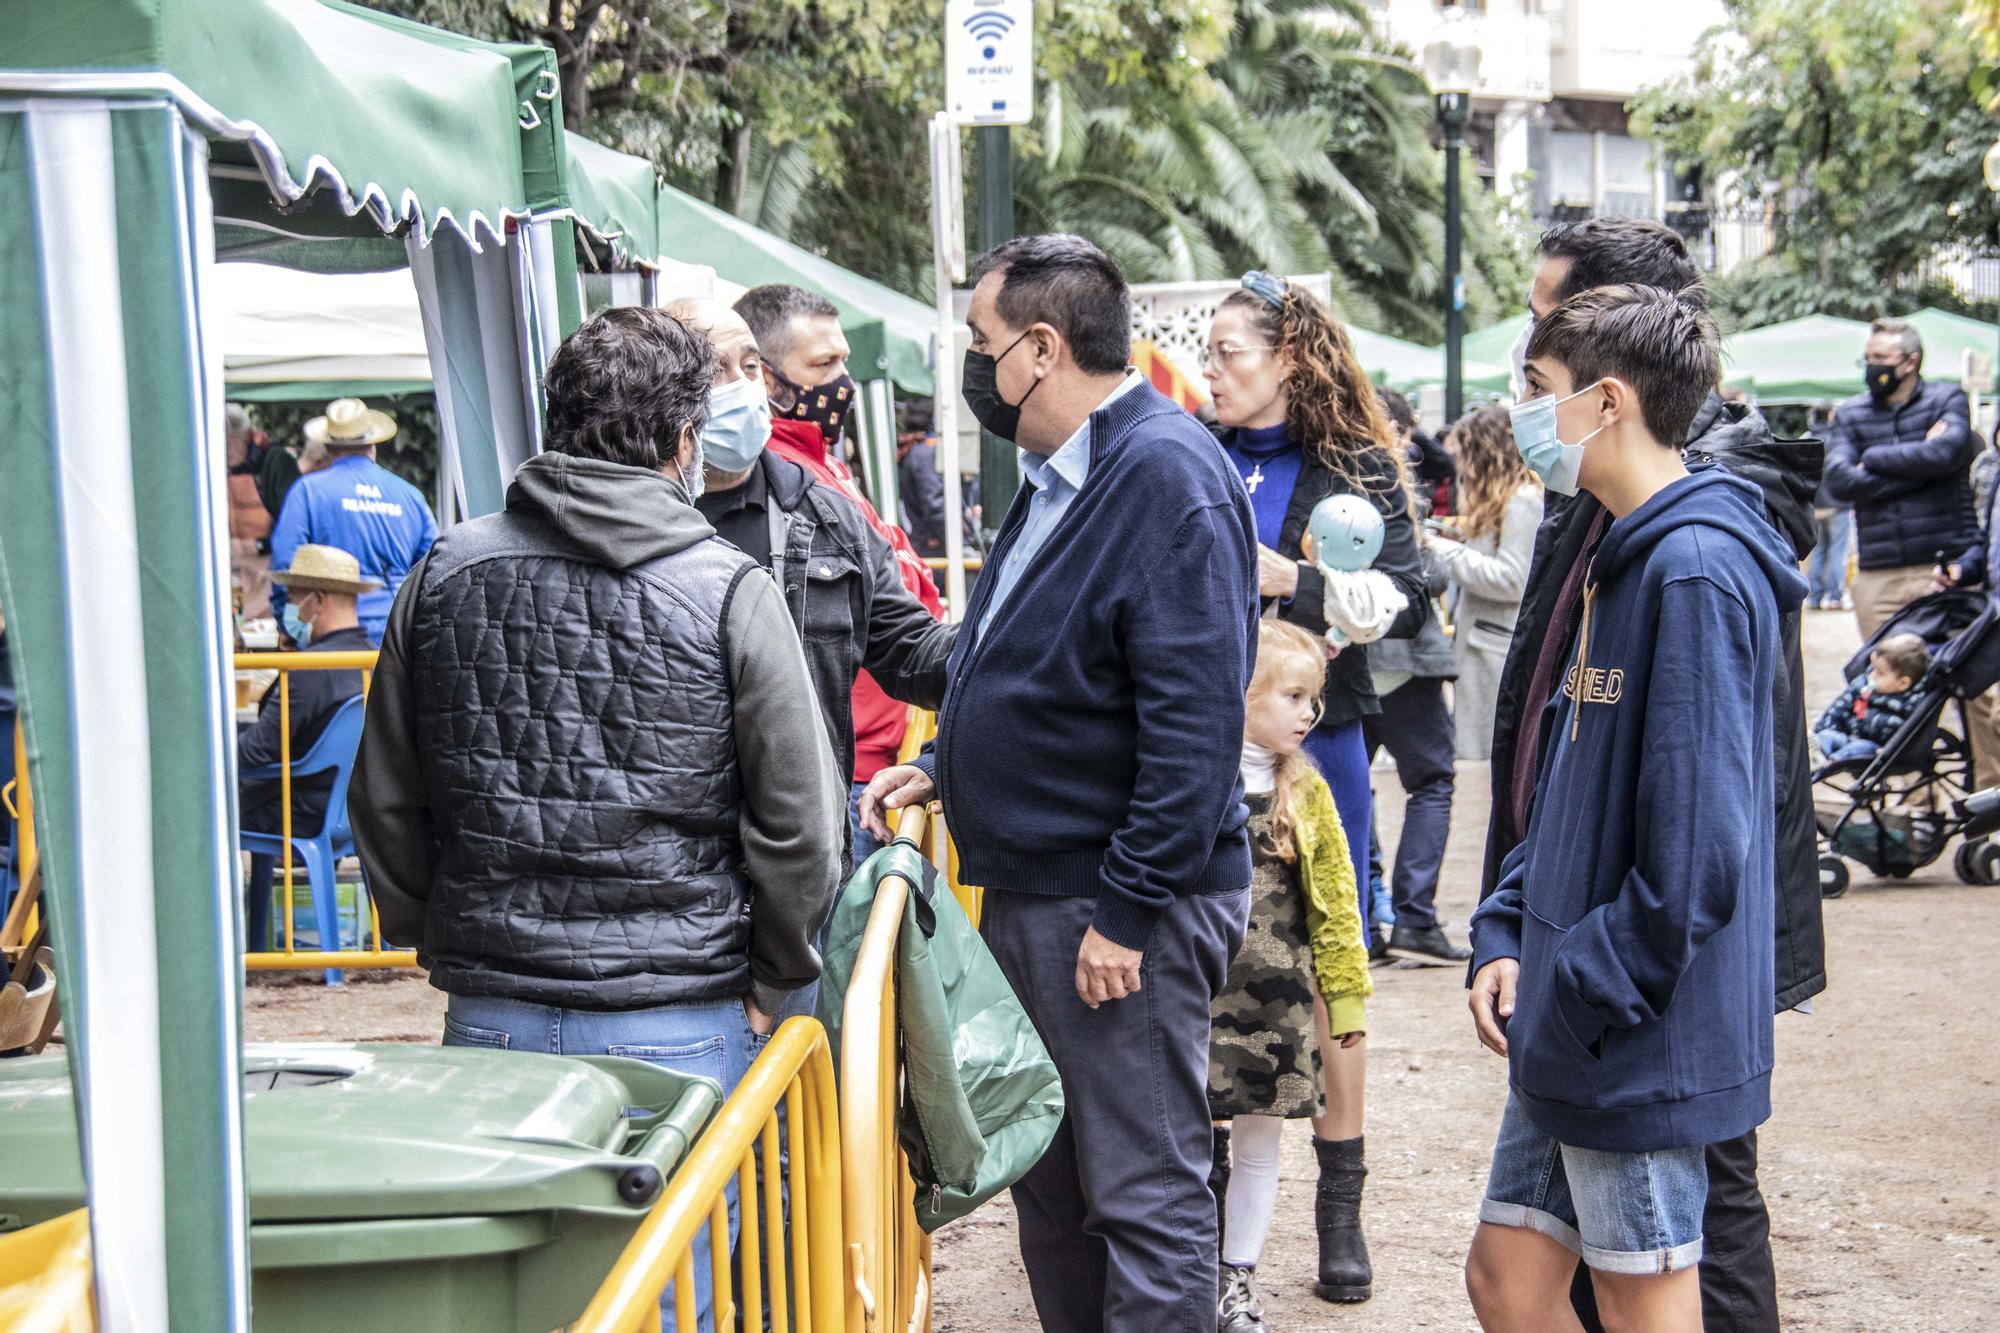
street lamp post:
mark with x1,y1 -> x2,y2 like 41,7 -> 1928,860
1425,7 -> 1481,424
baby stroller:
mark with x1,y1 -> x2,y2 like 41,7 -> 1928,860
1815,588 -> 2000,897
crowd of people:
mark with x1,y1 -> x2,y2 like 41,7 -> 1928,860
212,211 -> 2000,1333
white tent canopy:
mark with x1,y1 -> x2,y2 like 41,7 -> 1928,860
216,259 -> 738,403
214,263 -> 430,400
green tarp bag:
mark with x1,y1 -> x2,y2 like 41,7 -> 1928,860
816,842 -> 1065,1231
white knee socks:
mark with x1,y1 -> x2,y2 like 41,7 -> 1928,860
1222,1114 -> 1284,1268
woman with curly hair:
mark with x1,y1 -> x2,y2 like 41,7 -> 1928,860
1424,404 -> 1542,761
1201,271 -> 1430,1314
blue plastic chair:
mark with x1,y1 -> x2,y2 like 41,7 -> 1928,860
239,695 -> 367,985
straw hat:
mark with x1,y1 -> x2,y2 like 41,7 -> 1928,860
268,544 -> 383,596
308,397 -> 397,449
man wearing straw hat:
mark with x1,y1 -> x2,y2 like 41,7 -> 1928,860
268,397 -> 437,645
237,544 -> 376,950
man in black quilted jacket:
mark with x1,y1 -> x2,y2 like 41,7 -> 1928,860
354,308 -> 841,1052
353,308 -> 843,1326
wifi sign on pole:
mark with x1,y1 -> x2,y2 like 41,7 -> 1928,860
945,0 -> 1033,126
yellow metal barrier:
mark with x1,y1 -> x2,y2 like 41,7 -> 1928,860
4,718 -> 38,952
233,649 -> 417,974
841,802 -> 935,1333
920,557 -> 983,573
0,1209 -> 92,1330
576,1015 -> 845,1333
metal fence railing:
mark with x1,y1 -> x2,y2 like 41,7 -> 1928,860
575,1015 -> 846,1333
579,779 -> 959,1333
233,649 -> 417,977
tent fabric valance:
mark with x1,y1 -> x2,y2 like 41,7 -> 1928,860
3,1 -> 536,264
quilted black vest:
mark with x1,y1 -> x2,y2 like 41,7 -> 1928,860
407,508 -> 758,1008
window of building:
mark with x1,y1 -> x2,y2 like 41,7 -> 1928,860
1546,130 -> 1594,209
1599,133 -> 1655,217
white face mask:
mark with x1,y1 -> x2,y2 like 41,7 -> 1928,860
1507,379 -> 1607,497
701,376 -> 774,474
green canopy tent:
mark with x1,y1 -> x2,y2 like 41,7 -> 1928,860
656,185 -> 934,396
1351,326 -> 1511,398
655,185 -> 937,514
1458,313 -> 1531,372
0,2 -> 597,1326
1720,314 -> 1872,404
1902,307 -> 1999,386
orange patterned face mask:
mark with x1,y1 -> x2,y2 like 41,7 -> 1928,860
771,368 -> 856,443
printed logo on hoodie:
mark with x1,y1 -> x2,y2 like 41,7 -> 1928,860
1563,664 -> 1624,707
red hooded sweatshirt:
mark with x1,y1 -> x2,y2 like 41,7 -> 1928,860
767,417 -> 945,782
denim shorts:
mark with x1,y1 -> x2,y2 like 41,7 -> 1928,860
1480,1094 -> 1708,1275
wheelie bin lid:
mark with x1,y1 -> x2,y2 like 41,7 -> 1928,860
0,1043 -> 720,1227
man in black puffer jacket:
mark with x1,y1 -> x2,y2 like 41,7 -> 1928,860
1824,317 -> 1979,640
1478,218 -> 1825,1333
352,308 -> 843,1129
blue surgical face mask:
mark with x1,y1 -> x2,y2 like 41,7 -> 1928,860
282,602 -> 312,648
701,376 -> 773,474
1508,379 -> 1606,497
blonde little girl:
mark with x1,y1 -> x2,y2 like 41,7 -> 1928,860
1209,619 -> 1373,1333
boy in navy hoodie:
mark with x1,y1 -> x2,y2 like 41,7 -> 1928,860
1464,286 -> 1808,1332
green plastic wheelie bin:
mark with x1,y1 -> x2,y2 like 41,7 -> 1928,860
0,1042 -> 720,1332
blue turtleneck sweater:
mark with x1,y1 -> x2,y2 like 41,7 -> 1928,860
1222,422 -> 1303,550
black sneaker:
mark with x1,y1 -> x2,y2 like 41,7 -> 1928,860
1366,924 -> 1391,966
1388,923 -> 1471,965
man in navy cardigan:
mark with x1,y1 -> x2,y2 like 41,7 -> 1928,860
862,234 -> 1259,1333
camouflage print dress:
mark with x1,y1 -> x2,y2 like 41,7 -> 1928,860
1208,794 -> 1323,1119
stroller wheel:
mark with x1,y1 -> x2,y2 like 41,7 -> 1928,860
1953,839 -> 2000,886
1818,855 -> 1851,899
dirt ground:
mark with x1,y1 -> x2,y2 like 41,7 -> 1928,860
247,608 -> 2000,1331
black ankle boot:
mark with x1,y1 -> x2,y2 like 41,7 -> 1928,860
1313,1134 -> 1371,1303
1208,1125 -> 1232,1246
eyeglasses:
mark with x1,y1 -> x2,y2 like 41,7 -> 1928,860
1858,357 -> 1909,370
1199,342 -> 1276,370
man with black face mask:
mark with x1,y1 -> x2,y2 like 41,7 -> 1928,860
859,233 -> 1258,1333
734,285 -> 949,865
1825,317 -> 1978,639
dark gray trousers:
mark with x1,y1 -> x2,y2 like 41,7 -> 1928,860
982,887 -> 1249,1333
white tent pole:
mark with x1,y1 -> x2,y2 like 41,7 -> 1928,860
930,113 -> 967,619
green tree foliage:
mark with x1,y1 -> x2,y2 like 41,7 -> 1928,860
362,0 -> 1531,341
1634,0 -> 1998,327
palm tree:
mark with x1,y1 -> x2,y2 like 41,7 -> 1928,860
1014,0 -> 1528,340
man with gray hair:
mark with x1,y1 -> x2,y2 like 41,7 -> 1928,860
1824,316 -> 1979,638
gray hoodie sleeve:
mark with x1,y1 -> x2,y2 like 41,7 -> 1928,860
725,566 -> 846,1014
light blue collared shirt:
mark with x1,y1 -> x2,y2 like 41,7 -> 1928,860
978,372 -> 1144,641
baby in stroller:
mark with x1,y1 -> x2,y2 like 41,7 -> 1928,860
1815,633 -> 1931,766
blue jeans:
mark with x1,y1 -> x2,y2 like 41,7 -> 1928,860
848,779 -> 883,866
1807,510 -> 1852,605
1816,729 -> 1880,766
441,992 -> 767,1330
1304,719 -> 1372,932
1481,1094 -> 1708,1274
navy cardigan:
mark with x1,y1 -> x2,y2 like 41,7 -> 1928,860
916,382 -> 1259,948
